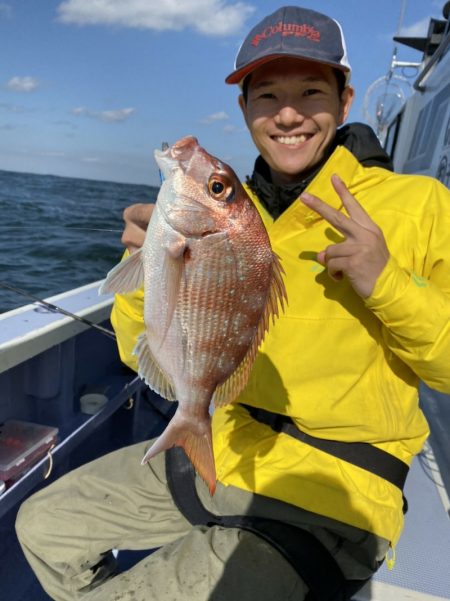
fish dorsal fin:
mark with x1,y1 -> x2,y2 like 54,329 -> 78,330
134,333 -> 177,401
99,249 -> 144,295
213,252 -> 288,407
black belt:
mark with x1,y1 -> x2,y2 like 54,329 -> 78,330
166,447 -> 371,601
240,403 -> 409,491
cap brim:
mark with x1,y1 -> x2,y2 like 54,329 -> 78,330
225,53 -> 350,86
225,54 -> 287,84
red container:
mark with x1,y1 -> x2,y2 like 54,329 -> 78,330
0,420 -> 58,482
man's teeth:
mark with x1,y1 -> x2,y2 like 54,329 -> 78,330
275,135 -> 309,145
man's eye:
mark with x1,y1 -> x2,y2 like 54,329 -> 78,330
254,92 -> 276,100
304,88 -> 322,96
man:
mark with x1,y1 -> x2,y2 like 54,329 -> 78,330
16,6 -> 450,601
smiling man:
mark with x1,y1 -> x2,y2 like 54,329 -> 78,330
237,57 -> 353,183
16,6 -> 450,601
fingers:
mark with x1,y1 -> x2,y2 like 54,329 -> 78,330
317,243 -> 359,280
121,203 -> 154,253
330,175 -> 375,231
317,241 -> 389,298
300,175 -> 379,237
302,176 -> 390,298
300,190 -> 356,237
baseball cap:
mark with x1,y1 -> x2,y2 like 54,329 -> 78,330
225,6 -> 351,86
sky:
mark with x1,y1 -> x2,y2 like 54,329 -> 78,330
0,0 -> 445,186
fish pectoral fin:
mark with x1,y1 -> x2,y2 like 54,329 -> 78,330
141,418 -> 216,495
160,243 -> 185,346
163,230 -> 187,259
134,333 -> 176,401
99,249 -> 144,294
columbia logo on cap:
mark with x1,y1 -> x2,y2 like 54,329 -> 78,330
252,21 -> 321,47
225,6 -> 351,86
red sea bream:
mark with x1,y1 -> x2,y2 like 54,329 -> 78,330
101,136 -> 287,494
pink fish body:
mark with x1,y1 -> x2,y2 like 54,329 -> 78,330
101,136 -> 287,494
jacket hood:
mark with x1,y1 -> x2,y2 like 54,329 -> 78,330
247,122 -> 393,219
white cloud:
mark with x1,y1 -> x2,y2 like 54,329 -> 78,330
0,101 -> 26,113
72,106 -> 135,122
223,124 -> 238,133
82,156 -> 101,163
432,0 -> 444,10
6,76 -> 39,93
38,151 -> 66,158
399,17 -> 430,38
0,3 -> 12,19
72,106 -> 87,116
200,110 -> 229,124
100,108 -> 135,122
57,0 -> 255,36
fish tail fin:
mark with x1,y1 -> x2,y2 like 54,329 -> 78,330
183,430 -> 216,496
141,417 -> 216,495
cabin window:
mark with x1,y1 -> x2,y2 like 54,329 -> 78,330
403,82 -> 450,173
384,111 -> 403,159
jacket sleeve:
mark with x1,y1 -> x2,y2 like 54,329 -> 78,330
109,252 -> 145,373
365,179 -> 450,393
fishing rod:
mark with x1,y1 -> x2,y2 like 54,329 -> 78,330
159,142 -> 169,184
0,281 -> 116,340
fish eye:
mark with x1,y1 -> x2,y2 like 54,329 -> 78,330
211,181 -> 224,194
208,176 -> 235,203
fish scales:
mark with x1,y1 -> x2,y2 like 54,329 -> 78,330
181,240 -> 237,377
181,239 -> 255,385
100,136 -> 287,494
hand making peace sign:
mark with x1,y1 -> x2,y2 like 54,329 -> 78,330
300,174 -> 390,299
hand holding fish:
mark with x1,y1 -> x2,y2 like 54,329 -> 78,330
301,175 -> 390,299
122,203 -> 154,253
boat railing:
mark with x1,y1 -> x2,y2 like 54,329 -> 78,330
414,28 -> 450,90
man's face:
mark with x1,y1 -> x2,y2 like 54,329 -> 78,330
239,58 -> 354,185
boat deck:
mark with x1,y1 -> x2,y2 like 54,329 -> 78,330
356,444 -> 450,601
1,390 -> 449,600
0,283 -> 449,600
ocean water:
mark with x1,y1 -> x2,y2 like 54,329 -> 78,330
0,169 -> 158,313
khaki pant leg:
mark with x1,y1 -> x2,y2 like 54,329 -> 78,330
16,441 -> 191,601
84,525 -> 307,601
16,438 -> 385,601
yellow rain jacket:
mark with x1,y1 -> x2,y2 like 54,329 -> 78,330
111,145 -> 450,546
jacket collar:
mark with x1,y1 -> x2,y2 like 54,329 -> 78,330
246,123 -> 392,220
246,145 -> 365,240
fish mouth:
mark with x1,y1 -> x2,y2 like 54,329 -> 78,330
155,136 -> 228,191
170,136 -> 200,157
154,136 -> 200,177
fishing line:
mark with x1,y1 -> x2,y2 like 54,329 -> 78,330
1,149 -> 165,337
395,0 -> 408,37
0,281 -> 116,340
0,226 -> 122,232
